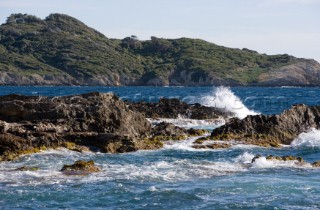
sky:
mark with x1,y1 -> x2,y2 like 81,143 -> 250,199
0,0 -> 319,62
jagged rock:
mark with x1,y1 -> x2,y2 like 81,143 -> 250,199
61,160 -> 100,175
211,104 -> 320,147
128,98 -> 230,119
150,122 -> 206,141
0,92 -> 162,161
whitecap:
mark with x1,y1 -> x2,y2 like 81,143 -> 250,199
148,117 -> 225,130
291,128 -> 320,148
250,156 -> 309,169
193,86 -> 259,119
233,152 -> 255,164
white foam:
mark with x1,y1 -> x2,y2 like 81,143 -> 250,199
148,117 -> 225,130
149,186 -> 157,191
233,152 -> 313,169
100,159 -> 247,181
233,152 -> 255,164
197,86 -> 259,119
163,136 -> 209,151
250,157 -> 309,169
291,128 -> 320,148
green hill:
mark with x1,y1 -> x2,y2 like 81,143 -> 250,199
1,13 -> 320,86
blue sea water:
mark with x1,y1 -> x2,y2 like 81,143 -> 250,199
1,86 -> 320,209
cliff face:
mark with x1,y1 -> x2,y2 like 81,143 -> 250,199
1,13 -> 320,86
257,60 -> 320,86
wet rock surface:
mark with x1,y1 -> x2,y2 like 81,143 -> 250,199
211,104 -> 320,147
15,166 -> 40,171
251,155 -> 305,164
61,160 -> 100,175
150,122 -> 208,141
128,98 -> 231,119
192,143 -> 231,150
0,92 -> 162,161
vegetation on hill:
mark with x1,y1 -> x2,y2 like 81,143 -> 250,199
0,13 -> 319,86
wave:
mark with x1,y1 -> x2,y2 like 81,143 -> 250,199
196,86 -> 259,119
291,128 -> 320,148
234,152 -> 312,169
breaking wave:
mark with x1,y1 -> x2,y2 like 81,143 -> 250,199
197,86 -> 259,119
291,128 -> 320,148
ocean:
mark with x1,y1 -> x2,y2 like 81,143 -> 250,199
1,86 -> 320,209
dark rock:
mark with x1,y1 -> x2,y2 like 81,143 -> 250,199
192,143 -> 231,150
150,122 -> 188,141
312,161 -> 320,167
0,92 -> 162,161
211,104 -> 320,147
128,98 -> 230,119
61,160 -> 100,175
266,155 -> 305,163
252,155 -> 305,165
149,122 -> 207,141
193,136 -> 211,144
251,155 -> 262,163
187,128 -> 207,136
15,166 -> 40,171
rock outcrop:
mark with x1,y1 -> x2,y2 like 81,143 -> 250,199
0,92 -> 162,161
128,98 -> 230,119
211,104 -> 320,147
150,122 -> 207,141
61,160 -> 100,175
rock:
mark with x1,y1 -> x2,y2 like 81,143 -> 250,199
187,128 -> 208,136
61,160 -> 100,175
192,143 -> 231,150
251,155 -> 305,164
15,166 -> 40,171
149,122 -> 207,141
266,155 -> 305,163
61,142 -> 91,153
312,161 -> 320,167
194,136 -> 211,144
150,122 -> 188,141
128,98 -> 230,119
251,155 -> 262,163
0,92 -> 162,161
211,104 -> 320,147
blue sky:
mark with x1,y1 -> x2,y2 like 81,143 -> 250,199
1,0 -> 319,62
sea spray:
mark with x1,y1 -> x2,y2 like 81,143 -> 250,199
291,128 -> 320,148
198,86 -> 258,119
